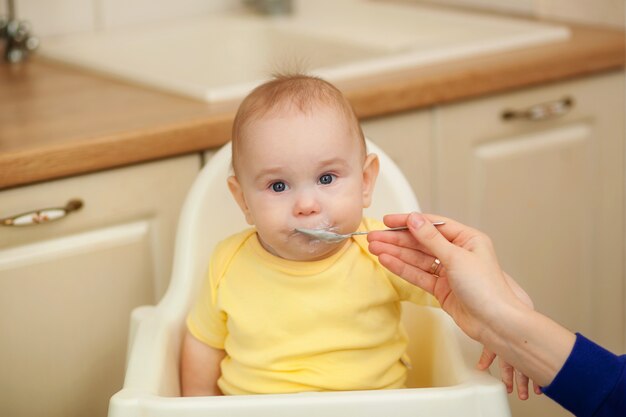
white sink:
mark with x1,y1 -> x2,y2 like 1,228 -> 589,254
40,0 -> 569,103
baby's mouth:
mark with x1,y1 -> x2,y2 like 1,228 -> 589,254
292,224 -> 339,236
290,219 -> 342,246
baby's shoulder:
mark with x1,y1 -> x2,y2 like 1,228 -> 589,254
214,228 -> 255,253
210,228 -> 256,275
361,217 -> 386,232
352,217 -> 386,261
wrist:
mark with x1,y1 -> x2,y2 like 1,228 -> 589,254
476,298 -> 532,348
477,302 -> 576,386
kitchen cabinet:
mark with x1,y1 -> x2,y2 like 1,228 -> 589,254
433,71 -> 624,417
362,110 -> 433,213
0,154 -> 200,417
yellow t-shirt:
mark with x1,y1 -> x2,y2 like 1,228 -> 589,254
186,218 -> 437,395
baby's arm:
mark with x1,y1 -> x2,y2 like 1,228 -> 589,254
180,330 -> 226,396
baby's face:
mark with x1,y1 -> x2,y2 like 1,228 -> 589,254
229,106 -> 378,261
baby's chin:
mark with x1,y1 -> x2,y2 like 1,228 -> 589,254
277,237 -> 346,262
284,244 -> 345,262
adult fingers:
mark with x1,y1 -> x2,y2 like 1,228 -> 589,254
476,347 -> 496,370
383,213 -> 475,246
368,228 -> 425,252
377,253 -> 438,295
382,213 -> 450,229
381,213 -> 411,229
516,371 -> 530,400
500,358 -> 514,394
405,213 -> 458,265
368,240 -> 438,274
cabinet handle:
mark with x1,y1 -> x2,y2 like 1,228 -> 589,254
1,199 -> 83,227
502,97 -> 574,122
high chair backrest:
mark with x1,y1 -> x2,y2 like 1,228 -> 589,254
121,138 -> 422,395
158,139 -> 420,322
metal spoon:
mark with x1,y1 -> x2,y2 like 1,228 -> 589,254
295,221 -> 445,243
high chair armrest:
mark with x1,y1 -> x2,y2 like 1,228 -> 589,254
126,305 -> 157,367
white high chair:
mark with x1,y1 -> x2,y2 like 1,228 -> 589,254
109,140 -> 511,417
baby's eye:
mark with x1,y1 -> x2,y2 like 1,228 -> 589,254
319,174 -> 336,185
270,181 -> 287,192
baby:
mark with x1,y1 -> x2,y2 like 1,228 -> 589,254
180,74 -> 436,396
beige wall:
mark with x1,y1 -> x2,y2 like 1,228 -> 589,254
535,0 -> 625,28
2,0 -> 624,37
415,0 -> 533,15
417,0 -> 625,28
0,0 -> 236,36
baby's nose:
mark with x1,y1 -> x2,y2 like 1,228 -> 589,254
293,191 -> 321,216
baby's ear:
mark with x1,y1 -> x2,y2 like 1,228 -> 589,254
227,176 -> 255,225
361,153 -> 379,208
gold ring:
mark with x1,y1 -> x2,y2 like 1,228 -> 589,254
430,258 -> 442,277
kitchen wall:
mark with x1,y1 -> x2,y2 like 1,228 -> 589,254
414,0 -> 534,15
1,0 -> 624,37
0,0 -> 236,37
534,0 -> 625,29
419,0 -> 625,28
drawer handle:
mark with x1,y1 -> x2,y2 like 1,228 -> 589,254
1,199 -> 83,227
502,97 -> 574,122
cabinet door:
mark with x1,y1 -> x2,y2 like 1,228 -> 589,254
0,155 -> 199,417
362,110 -> 433,212
434,72 -> 624,417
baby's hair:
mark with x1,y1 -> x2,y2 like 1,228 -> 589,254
231,73 -> 365,174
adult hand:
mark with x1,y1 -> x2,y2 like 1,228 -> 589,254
368,212 -> 539,398
368,212 -> 525,339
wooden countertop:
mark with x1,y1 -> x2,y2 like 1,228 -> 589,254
1,22 -> 624,190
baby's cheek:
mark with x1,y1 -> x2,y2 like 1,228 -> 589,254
336,205 -> 364,232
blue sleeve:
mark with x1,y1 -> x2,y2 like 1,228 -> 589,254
542,333 -> 626,417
